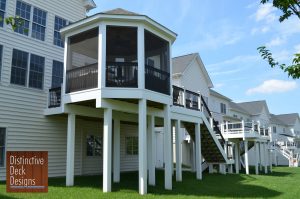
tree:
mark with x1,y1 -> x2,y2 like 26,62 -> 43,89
257,0 -> 300,79
0,16 -> 27,31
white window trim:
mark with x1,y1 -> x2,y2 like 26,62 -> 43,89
0,127 -> 7,168
31,7 -> 47,41
10,48 -> 45,90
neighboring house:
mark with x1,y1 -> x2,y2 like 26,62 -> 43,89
270,113 -> 300,166
0,0 -> 96,179
209,89 -> 232,124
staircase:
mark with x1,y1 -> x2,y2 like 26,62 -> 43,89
182,96 -> 228,164
274,142 -> 300,167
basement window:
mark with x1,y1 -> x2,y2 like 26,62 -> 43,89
86,135 -> 102,157
126,136 -> 138,155
0,128 -> 5,167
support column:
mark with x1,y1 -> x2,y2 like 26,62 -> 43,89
269,149 -> 273,173
264,143 -> 268,174
139,99 -> 147,195
103,108 -> 112,192
244,141 -> 249,175
195,123 -> 202,180
66,113 -> 75,186
191,142 -> 196,172
259,142 -> 263,171
209,164 -> 213,173
255,142 -> 259,175
175,120 -> 182,181
113,118 -> 120,183
164,104 -> 172,190
148,115 -> 156,186
235,142 -> 239,174
228,164 -> 233,174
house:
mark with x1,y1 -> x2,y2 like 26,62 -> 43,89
43,8 -> 233,195
0,0 -> 96,180
270,113 -> 300,166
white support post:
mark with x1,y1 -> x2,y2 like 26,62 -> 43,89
164,104 -> 172,190
229,164 -> 233,174
255,142 -> 259,175
259,142 -> 262,171
235,142 -> 239,174
241,120 -> 245,134
66,113 -> 75,186
209,164 -> 213,174
226,121 -> 229,133
98,23 -> 106,89
264,143 -> 268,174
113,118 -> 120,183
195,123 -> 202,180
103,108 -> 112,192
269,149 -> 272,173
175,120 -> 182,181
139,99 -> 147,195
252,120 -> 254,132
210,117 -> 213,129
191,142 -> 196,172
148,115 -> 156,186
137,25 -> 145,90
244,141 -> 249,175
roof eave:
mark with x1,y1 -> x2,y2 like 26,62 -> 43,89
83,0 -> 97,11
61,13 -> 177,42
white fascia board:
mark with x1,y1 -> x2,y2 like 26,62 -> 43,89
61,14 -> 177,43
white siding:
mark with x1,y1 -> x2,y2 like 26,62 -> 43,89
181,60 -> 210,98
0,0 -> 88,180
80,122 -> 139,175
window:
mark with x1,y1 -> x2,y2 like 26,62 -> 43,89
273,126 -> 277,133
15,1 -> 31,35
283,128 -> 286,133
233,114 -> 238,118
10,49 -> 28,86
0,0 -> 6,27
29,54 -> 44,89
10,49 -> 45,89
86,135 -> 102,157
0,128 -> 5,167
31,7 -> 47,41
51,60 -> 63,88
220,103 -> 226,114
54,16 -> 67,47
126,136 -> 138,155
0,45 -> 2,80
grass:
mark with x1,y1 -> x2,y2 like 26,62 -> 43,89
1,166 -> 299,199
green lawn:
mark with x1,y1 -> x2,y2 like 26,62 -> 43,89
1,167 -> 299,199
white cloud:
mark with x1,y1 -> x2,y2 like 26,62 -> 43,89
295,44 -> 300,53
214,83 -> 224,88
246,79 -> 297,95
266,37 -> 285,47
254,3 -> 276,23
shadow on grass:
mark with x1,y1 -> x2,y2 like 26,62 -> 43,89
47,170 -> 282,198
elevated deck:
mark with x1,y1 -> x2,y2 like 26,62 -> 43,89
220,121 -> 270,141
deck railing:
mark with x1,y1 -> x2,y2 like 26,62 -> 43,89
145,65 -> 170,95
48,87 -> 61,108
221,120 -> 270,138
66,63 -> 98,93
173,85 -> 185,107
185,90 -> 200,110
106,62 -> 138,88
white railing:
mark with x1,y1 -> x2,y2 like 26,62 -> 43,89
220,120 -> 270,138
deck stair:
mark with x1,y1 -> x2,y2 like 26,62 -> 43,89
274,142 -> 299,167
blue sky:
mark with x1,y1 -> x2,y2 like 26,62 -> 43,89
91,0 -> 300,115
